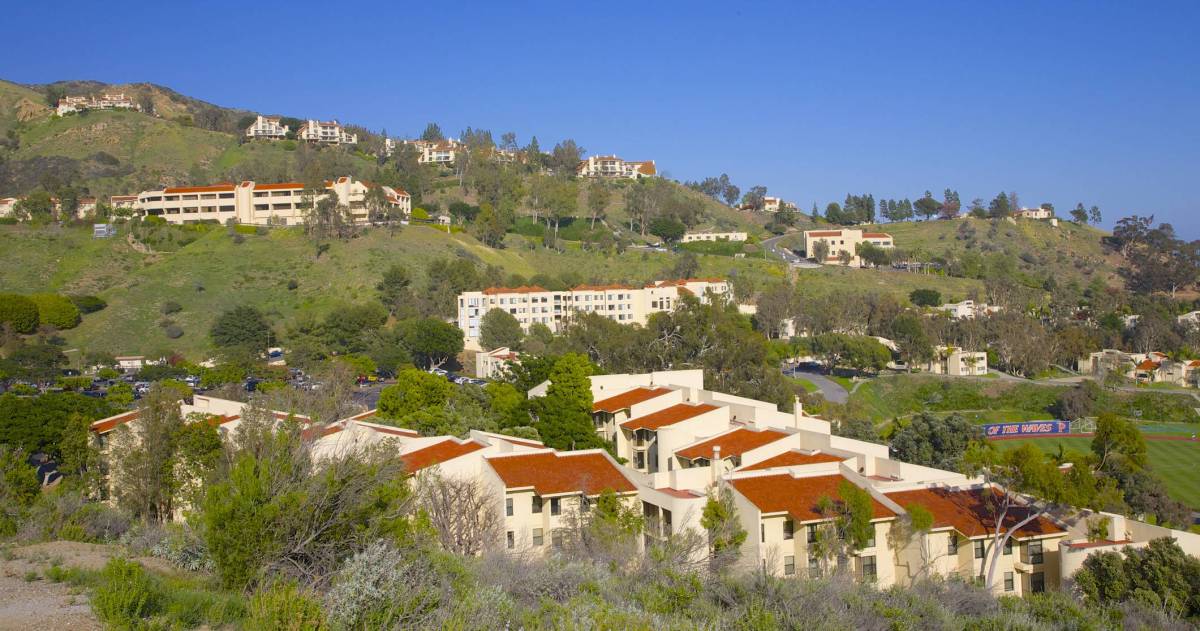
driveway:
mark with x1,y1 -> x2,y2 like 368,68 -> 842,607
784,366 -> 849,404
761,233 -> 821,268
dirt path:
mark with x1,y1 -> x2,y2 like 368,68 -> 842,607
0,541 -> 175,630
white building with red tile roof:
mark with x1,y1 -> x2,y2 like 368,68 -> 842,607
244,115 -> 290,140
802,228 -> 894,267
576,155 -> 657,179
456,279 -> 731,347
132,176 -> 409,226
56,92 -> 138,116
296,119 -> 357,145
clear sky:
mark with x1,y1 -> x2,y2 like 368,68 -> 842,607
3,1 -> 1197,236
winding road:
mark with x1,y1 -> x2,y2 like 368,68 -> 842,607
784,365 -> 849,404
761,233 -> 821,268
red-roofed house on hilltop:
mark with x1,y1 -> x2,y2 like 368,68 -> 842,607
802,229 -> 894,267
577,155 -> 657,179
56,92 -> 139,116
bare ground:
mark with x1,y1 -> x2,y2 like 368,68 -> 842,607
0,540 -> 173,631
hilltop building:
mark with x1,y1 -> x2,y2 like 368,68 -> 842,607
244,115 -> 290,140
576,155 -> 657,179
133,177 -> 409,226
681,231 -> 748,243
456,279 -> 730,348
936,300 -> 1001,320
802,229 -> 894,267
296,119 -> 357,145
56,92 -> 138,116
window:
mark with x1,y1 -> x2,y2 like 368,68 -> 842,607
948,534 -> 959,555
784,555 -> 795,576
506,531 -> 514,549
1003,538 -> 1012,556
580,495 -> 590,513
550,498 -> 561,516
1004,571 -> 1014,592
783,519 -> 794,540
505,497 -> 513,517
808,556 -> 821,578
532,496 -> 542,514
865,530 -> 876,548
974,540 -> 985,560
532,528 -> 544,546
861,555 -> 877,581
807,524 -> 818,543
760,524 -> 765,543
1030,572 -> 1045,593
1028,541 -> 1043,565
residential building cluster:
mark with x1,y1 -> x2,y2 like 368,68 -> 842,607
576,155 -> 657,179
740,196 -> 785,212
1078,349 -> 1199,387
802,229 -> 895,267
0,195 -> 97,219
456,278 -> 731,348
56,92 -> 139,116
296,119 -> 358,145
133,177 -> 409,226
924,345 -> 989,377
680,231 -> 748,243
88,371 -> 1200,595
936,300 -> 1002,320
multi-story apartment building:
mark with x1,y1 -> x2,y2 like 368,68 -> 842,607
56,92 -> 138,116
456,278 -> 730,347
296,119 -> 358,145
133,176 -> 409,226
402,139 -> 463,165
109,195 -> 139,210
936,300 -> 1001,320
244,115 -> 290,140
89,369 -> 1200,588
802,229 -> 894,267
924,346 -> 988,376
576,155 -> 657,179
680,231 -> 748,243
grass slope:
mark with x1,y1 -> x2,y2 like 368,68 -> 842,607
0,80 -> 49,135
994,436 -> 1200,510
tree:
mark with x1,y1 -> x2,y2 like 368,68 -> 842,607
420,122 -> 444,142
399,318 -> 463,370
672,251 -> 700,279
549,139 -> 584,174
648,217 -> 686,244
0,446 -> 40,535
741,185 -> 768,211
891,413 -> 981,471
1088,205 -> 1102,225
1070,203 -> 1089,224
940,189 -> 961,219
416,472 -> 501,556
908,288 -> 942,307
811,239 -> 830,263
890,313 -> 933,367
1091,413 -> 1147,474
107,385 -> 187,522
13,190 -> 54,220
210,306 -> 271,353
987,192 -> 1011,219
587,182 -> 611,230
376,264 -> 416,318
29,293 -> 81,329
532,354 -> 604,451
701,486 -> 747,570
479,309 -> 524,351
914,191 -> 940,220
1073,537 -> 1200,617
1,343 -> 67,382
1054,380 -> 1100,422
0,293 -> 39,334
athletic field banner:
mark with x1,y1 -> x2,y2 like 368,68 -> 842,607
983,420 -> 1070,438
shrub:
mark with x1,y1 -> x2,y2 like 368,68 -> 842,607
245,581 -> 327,631
164,325 -> 184,339
150,523 -> 214,572
69,295 -> 107,314
91,558 -> 160,627
232,233 -> 246,244
29,293 -> 81,329
908,288 -> 942,307
234,224 -> 258,235
325,542 -> 458,629
287,279 -> 299,290
160,301 -> 182,315
0,293 -> 39,333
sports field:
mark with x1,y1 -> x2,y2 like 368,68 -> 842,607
992,435 -> 1200,510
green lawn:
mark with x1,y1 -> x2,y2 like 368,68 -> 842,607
993,436 -> 1200,510
790,377 -> 819,394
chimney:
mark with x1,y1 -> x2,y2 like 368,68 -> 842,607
711,445 -> 722,483
793,395 -> 803,427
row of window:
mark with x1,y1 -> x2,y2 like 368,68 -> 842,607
505,495 -> 590,517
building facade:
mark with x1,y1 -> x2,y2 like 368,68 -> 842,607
456,279 -> 731,347
681,231 -> 748,243
244,115 -> 290,140
56,92 -> 138,116
925,346 -> 989,376
296,119 -> 358,145
133,177 -> 409,226
802,229 -> 894,267
576,155 -> 657,179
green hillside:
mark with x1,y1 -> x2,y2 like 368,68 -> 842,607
0,80 -> 49,135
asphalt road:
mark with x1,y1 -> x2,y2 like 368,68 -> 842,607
784,366 -> 849,404
761,233 -> 821,268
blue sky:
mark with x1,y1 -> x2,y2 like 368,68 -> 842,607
3,1 -> 1197,235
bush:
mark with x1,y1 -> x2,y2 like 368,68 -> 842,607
909,288 -> 942,307
150,523 -> 215,572
164,324 -> 184,339
234,224 -> 258,235
92,558 -> 161,627
69,295 -> 107,314
287,279 -> 299,290
160,301 -> 182,315
0,293 -> 39,333
325,542 -> 457,629
245,581 -> 327,631
29,293 -> 81,329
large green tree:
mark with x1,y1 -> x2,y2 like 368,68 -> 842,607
533,353 -> 604,451
479,309 -> 524,351
400,318 -> 464,370
378,368 -> 453,420
210,306 -> 272,353
0,293 -> 39,334
890,413 -> 981,471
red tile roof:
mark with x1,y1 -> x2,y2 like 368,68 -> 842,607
1136,359 -> 1160,371
884,487 -> 1065,539
486,451 -> 635,496
482,285 -> 550,295
675,428 -> 789,461
401,439 -> 485,473
807,230 -> 843,237
863,232 -> 892,239
592,387 -> 672,413
731,473 -> 895,522
163,183 -> 236,194
621,403 -> 720,431
573,283 -> 635,291
739,449 -> 845,471
90,409 -> 139,434
251,182 -> 306,191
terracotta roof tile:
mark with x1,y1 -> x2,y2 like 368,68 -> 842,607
807,230 -> 843,237
482,285 -> 550,295
884,487 -> 1065,539
486,451 -> 634,496
675,428 -> 789,461
1136,359 -> 1160,370
401,439 -> 485,473
731,473 -> 895,522
163,183 -> 236,194
863,232 -> 892,239
592,387 -> 672,413
621,403 -> 721,431
738,449 -> 845,471
90,409 -> 139,434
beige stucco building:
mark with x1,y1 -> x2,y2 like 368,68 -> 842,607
56,92 -> 138,116
802,229 -> 894,267
925,346 -> 988,376
681,231 -> 748,243
244,115 -> 289,140
576,155 -> 657,179
296,119 -> 357,145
